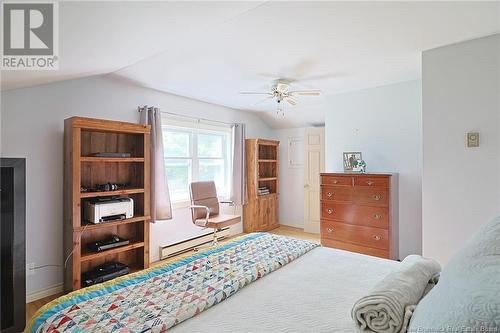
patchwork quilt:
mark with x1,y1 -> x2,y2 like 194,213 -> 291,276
27,233 -> 318,333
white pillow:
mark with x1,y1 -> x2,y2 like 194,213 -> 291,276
408,216 -> 500,332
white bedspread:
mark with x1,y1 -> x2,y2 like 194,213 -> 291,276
172,246 -> 399,333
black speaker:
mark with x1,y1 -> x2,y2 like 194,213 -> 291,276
0,158 -> 26,333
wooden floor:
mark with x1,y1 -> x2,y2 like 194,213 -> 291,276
26,225 -> 319,324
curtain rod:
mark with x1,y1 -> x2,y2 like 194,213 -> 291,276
138,107 -> 234,126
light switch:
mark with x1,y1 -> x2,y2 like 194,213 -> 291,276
466,132 -> 479,147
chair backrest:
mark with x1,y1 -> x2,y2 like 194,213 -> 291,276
189,181 -> 220,222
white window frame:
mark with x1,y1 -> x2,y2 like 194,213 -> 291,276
162,117 -> 232,209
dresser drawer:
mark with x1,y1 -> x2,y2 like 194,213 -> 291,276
321,238 -> 389,259
321,221 -> 389,250
321,186 -> 353,202
353,188 -> 389,207
354,176 -> 389,188
321,175 -> 352,186
320,203 -> 389,229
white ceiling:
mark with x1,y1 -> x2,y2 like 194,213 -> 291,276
2,1 -> 499,128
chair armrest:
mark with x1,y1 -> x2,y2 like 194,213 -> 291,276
190,205 -> 210,226
220,200 -> 235,206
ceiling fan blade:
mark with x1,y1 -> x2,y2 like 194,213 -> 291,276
289,90 -> 322,96
240,91 -> 273,95
285,97 -> 298,106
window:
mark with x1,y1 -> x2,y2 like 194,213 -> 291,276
162,119 -> 231,203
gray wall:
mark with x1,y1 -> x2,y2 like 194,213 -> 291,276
325,80 -> 423,259
422,34 -> 500,264
0,74 -> 276,295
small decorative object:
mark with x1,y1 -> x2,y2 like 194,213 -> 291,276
353,159 -> 367,173
466,132 -> 479,147
343,152 -> 362,172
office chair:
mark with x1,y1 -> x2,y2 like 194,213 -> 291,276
189,181 -> 241,247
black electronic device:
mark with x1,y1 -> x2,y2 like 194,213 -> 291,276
95,182 -> 130,192
87,235 -> 130,252
81,262 -> 129,287
80,183 -> 130,193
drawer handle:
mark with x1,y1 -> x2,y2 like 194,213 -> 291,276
373,213 -> 382,220
326,227 -> 334,233
366,180 -> 374,186
373,235 -> 382,241
332,179 -> 339,184
326,192 -> 333,198
372,194 -> 382,201
327,208 -> 333,215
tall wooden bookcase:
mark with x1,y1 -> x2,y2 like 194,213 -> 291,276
64,117 -> 151,291
243,139 -> 280,232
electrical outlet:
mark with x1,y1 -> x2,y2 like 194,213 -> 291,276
27,262 -> 35,276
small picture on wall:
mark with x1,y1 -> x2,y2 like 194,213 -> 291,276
343,152 -> 362,172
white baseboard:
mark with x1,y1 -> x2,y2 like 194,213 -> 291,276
280,221 -> 305,229
26,283 -> 64,303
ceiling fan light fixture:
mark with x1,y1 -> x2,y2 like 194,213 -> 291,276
240,78 -> 322,118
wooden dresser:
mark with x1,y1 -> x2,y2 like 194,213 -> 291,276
320,173 -> 398,260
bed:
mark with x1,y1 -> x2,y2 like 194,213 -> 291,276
172,243 -> 399,332
30,216 -> 500,333
27,233 -> 400,333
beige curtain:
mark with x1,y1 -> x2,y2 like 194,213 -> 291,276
139,106 -> 172,221
230,123 -> 246,205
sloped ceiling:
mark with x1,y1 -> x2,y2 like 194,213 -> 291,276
2,1 -> 499,128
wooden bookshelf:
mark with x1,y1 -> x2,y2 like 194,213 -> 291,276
64,117 -> 151,291
243,139 -> 280,232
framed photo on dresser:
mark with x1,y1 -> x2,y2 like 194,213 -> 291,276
343,152 -> 362,172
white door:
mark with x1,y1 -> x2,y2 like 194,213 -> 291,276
303,127 -> 325,233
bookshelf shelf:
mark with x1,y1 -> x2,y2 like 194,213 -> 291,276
258,177 -> 277,181
77,216 -> 151,232
80,157 -> 145,163
80,188 -> 145,198
80,241 -> 145,262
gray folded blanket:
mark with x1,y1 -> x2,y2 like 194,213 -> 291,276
351,255 -> 441,333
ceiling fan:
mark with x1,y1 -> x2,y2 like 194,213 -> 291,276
240,79 -> 321,117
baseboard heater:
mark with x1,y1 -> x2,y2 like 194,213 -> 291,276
160,227 -> 231,260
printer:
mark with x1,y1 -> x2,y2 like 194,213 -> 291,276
84,197 -> 134,224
